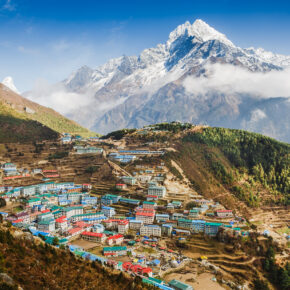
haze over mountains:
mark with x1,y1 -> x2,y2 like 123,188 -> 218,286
23,19 -> 290,142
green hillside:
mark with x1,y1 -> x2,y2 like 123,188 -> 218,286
119,123 -> 289,213
172,127 -> 289,209
0,101 -> 58,143
0,83 -> 94,138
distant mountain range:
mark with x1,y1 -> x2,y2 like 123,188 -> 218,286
25,19 -> 290,142
0,82 -> 92,142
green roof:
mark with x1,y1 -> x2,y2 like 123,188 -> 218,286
143,201 -> 155,205
168,279 -> 192,290
103,246 -> 127,252
178,218 -> 193,223
148,277 -> 163,284
74,250 -> 85,257
142,279 -> 155,286
103,231 -> 116,236
38,219 -> 54,225
62,206 -> 83,211
45,236 -> 68,245
206,222 -> 223,226
26,198 -> 41,203
120,198 -> 140,202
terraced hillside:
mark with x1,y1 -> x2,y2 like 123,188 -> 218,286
0,83 -> 94,139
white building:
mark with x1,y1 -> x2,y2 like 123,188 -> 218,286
61,206 -> 83,219
117,220 -> 129,234
136,212 -> 155,224
147,186 -> 166,198
121,176 -> 137,185
21,186 -> 36,197
129,220 -> 143,230
137,175 -> 152,183
38,220 -> 55,232
140,225 -> 161,237
101,206 -> 116,218
143,201 -> 156,210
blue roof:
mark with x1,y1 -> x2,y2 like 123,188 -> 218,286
29,229 -> 50,237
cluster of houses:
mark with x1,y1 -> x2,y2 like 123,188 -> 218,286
73,145 -> 103,155
0,142 -> 247,290
108,149 -> 164,164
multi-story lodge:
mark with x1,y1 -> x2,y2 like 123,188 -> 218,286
140,225 -> 162,237
147,186 -> 166,198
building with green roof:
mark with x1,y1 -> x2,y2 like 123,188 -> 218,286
168,279 -> 193,290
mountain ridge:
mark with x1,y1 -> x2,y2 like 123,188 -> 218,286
25,19 -> 290,142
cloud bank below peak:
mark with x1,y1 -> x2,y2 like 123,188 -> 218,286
183,63 -> 290,99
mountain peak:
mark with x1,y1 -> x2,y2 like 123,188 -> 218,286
167,19 -> 234,47
2,76 -> 20,94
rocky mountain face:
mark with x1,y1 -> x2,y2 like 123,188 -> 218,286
26,19 -> 290,142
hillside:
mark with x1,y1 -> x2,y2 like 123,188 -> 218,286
0,83 -> 93,138
0,223 -> 149,290
0,101 -> 58,143
109,123 -> 290,216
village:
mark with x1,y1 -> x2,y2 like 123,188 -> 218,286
0,131 -> 288,290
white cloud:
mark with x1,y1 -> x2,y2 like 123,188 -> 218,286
24,79 -> 93,115
183,63 -> 290,98
250,109 -> 267,123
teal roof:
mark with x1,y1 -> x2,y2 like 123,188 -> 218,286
26,198 -> 41,203
62,206 -> 83,211
143,201 -> 155,205
103,246 -> 127,252
38,219 -> 54,225
169,279 -> 192,290
206,222 -> 223,226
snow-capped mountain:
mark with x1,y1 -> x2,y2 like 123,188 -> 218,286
26,19 -> 290,142
2,76 -> 20,94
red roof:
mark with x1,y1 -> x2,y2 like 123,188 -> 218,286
55,216 -> 67,223
68,227 -> 83,234
74,221 -> 89,228
41,209 -> 50,213
116,184 -> 125,186
136,212 -> 154,217
13,219 -> 23,223
217,210 -> 233,213
107,234 -> 123,240
81,231 -> 104,238
142,267 -> 152,274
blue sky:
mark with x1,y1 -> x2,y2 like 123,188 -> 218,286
0,0 -> 290,91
